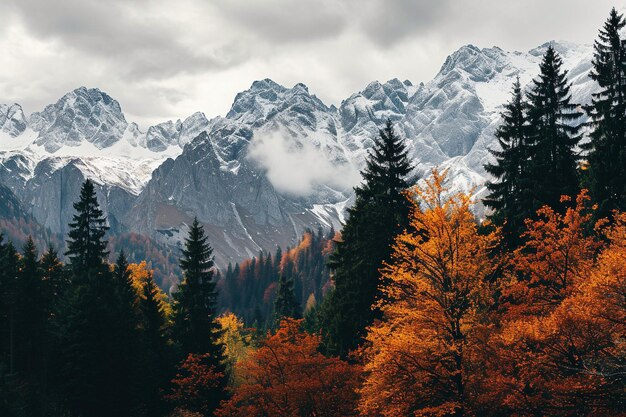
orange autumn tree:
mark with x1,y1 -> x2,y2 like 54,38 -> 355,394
359,170 -> 501,417
216,319 -> 360,417
490,209 -> 625,416
501,191 -> 604,318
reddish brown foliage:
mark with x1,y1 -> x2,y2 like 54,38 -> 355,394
165,354 -> 224,415
481,195 -> 626,416
217,319 -> 361,417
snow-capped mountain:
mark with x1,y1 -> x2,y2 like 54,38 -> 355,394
0,40 -> 598,267
0,103 -> 27,137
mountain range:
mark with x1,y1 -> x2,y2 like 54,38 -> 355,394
0,40 -> 598,274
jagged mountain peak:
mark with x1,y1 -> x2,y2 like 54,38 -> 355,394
226,79 -> 330,127
39,86 -> 124,118
144,111 -> 211,152
528,40 -> 588,57
249,78 -> 287,93
438,44 -> 509,83
0,103 -> 27,137
339,78 -> 416,137
28,86 -> 128,153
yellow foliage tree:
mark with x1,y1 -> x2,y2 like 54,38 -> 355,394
217,312 -> 253,384
128,261 -> 172,317
359,170 -> 501,417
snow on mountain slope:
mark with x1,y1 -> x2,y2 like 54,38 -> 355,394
0,129 -> 181,194
0,88 -> 212,195
0,40 -> 600,267
395,41 -> 595,196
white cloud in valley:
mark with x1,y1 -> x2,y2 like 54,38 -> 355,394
247,129 -> 360,196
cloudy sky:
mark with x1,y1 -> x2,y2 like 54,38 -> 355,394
0,0 -> 620,128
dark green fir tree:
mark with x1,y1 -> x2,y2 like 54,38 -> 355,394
0,240 -> 19,375
138,271 -> 170,417
320,119 -> 413,357
273,271 -> 300,323
40,245 -> 68,308
527,45 -> 582,212
65,179 -> 109,278
171,217 -> 226,414
6,237 -> 51,416
0,239 -> 20,414
584,7 -> 626,219
112,250 -> 139,323
484,78 -> 534,247
55,179 -> 139,416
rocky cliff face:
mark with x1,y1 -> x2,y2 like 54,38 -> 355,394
0,103 -> 27,137
0,40 -> 597,267
29,87 -> 128,152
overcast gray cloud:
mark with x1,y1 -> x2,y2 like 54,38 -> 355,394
0,0 -> 620,128
212,0 -> 348,43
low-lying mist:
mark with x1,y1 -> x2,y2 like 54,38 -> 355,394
247,128 -> 361,197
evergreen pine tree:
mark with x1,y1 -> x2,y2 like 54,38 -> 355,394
527,45 -> 582,212
0,240 -> 20,414
9,237 -> 49,415
110,251 -> 142,409
584,7 -> 626,218
55,179 -> 138,416
273,271 -> 300,324
171,217 -> 226,414
274,246 -> 282,272
484,78 -> 534,247
65,179 -> 109,278
112,251 -> 139,321
0,241 -> 19,375
38,244 -> 66,414
16,238 -> 46,376
40,245 -> 67,309
138,271 -> 170,417
320,119 -> 413,357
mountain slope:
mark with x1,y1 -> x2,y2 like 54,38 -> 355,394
0,40 -> 597,267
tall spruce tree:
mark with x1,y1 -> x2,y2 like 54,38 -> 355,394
0,240 -> 19,414
527,45 -> 582,212
172,217 -> 226,414
111,251 -> 142,409
112,251 -> 139,323
138,271 -> 170,417
16,238 -> 46,377
65,179 -> 109,277
0,240 -> 19,376
56,179 -> 138,416
584,7 -> 626,218
273,271 -> 300,323
41,245 -> 67,306
320,119 -> 413,357
484,78 -> 534,247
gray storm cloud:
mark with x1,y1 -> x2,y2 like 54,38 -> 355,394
247,129 -> 361,197
0,0 -> 619,127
